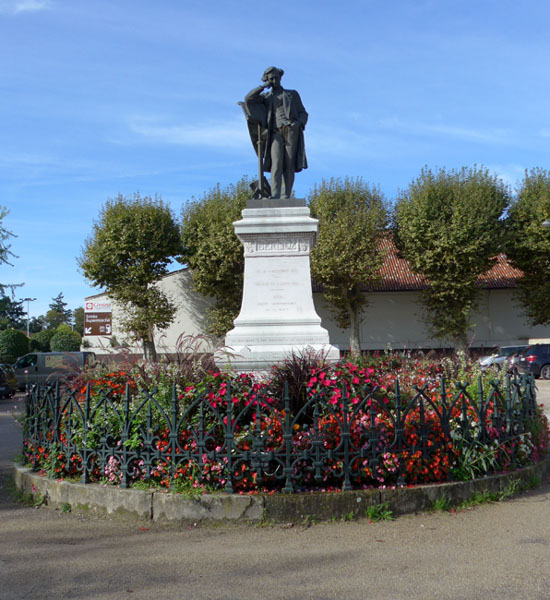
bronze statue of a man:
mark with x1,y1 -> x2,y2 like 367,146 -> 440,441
241,67 -> 308,199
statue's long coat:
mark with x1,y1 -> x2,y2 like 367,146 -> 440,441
241,85 -> 308,174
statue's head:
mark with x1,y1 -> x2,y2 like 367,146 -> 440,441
262,66 -> 284,88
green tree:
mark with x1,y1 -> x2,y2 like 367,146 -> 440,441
309,177 -> 388,354
48,292 -> 72,326
50,328 -> 82,352
73,307 -> 85,336
28,315 -> 46,334
0,206 -> 21,296
0,328 -> 29,363
79,193 -> 181,361
180,178 -> 249,337
505,168 -> 550,325
29,329 -> 56,352
0,296 -> 25,330
393,166 -> 509,351
44,309 -> 66,330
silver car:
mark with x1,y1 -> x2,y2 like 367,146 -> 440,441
479,345 -> 528,371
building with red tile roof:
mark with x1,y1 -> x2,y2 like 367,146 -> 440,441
85,240 -> 548,355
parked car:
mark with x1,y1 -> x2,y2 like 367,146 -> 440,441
0,364 -> 17,395
516,344 -> 550,379
505,351 -> 524,375
478,345 -> 528,371
13,351 -> 97,390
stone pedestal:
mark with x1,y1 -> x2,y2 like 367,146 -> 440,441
216,200 -> 340,372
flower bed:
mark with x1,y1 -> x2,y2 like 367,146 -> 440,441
23,353 -> 549,494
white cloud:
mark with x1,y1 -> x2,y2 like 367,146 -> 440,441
0,0 -> 51,14
126,115 -> 249,149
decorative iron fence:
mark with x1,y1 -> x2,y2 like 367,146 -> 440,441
23,374 -> 543,493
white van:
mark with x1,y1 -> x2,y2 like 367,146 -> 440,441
13,351 -> 96,390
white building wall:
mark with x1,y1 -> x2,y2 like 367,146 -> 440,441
84,270 -> 550,355
83,270 -> 214,356
315,289 -> 550,351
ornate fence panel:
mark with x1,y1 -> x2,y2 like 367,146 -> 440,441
23,374 -> 540,493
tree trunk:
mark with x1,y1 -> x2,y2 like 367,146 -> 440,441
143,340 -> 157,362
349,305 -> 362,356
142,326 -> 158,362
454,333 -> 469,356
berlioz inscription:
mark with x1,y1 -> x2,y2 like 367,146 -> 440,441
242,235 -> 312,257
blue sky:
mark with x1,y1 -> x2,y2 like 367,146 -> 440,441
2,0 -> 550,318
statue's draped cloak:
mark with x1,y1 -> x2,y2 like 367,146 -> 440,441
240,86 -> 308,174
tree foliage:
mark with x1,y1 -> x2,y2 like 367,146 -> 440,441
50,328 -> 82,352
28,315 -> 46,334
393,166 -> 509,350
73,307 -> 85,336
309,177 -> 388,354
44,309 -> 66,330
0,328 -> 29,363
79,193 -> 182,361
0,295 -> 25,330
180,178 -> 250,337
505,168 -> 550,325
30,329 -> 56,352
48,292 -> 72,325
0,206 -> 21,296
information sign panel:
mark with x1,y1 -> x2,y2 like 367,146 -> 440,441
84,312 -> 112,336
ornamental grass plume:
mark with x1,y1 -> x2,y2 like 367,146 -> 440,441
268,347 -> 330,418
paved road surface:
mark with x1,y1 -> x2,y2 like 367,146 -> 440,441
1,392 -> 550,600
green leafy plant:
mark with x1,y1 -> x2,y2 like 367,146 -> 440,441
432,496 -> 451,512
524,474 -> 541,491
170,475 -> 208,500
366,502 -> 393,522
29,329 -> 55,352
341,511 -> 356,522
458,490 -> 500,509
50,329 -> 82,352
394,166 -> 510,351
10,482 -> 48,508
506,168 -> 550,326
450,438 -> 500,481
0,328 -> 29,363
24,354 -> 548,494
180,178 -> 250,337
79,193 -> 182,361
309,177 -> 388,354
499,478 -> 520,500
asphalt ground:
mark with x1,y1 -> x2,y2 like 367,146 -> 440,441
1,390 -> 550,599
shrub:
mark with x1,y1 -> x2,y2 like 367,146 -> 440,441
50,330 -> 81,352
29,329 -> 55,352
0,329 -> 29,363
268,348 -> 330,418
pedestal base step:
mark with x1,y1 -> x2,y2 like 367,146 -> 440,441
215,343 -> 340,373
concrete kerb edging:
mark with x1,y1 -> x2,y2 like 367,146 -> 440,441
13,458 -> 550,525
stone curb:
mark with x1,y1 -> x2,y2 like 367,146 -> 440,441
13,458 -> 550,525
